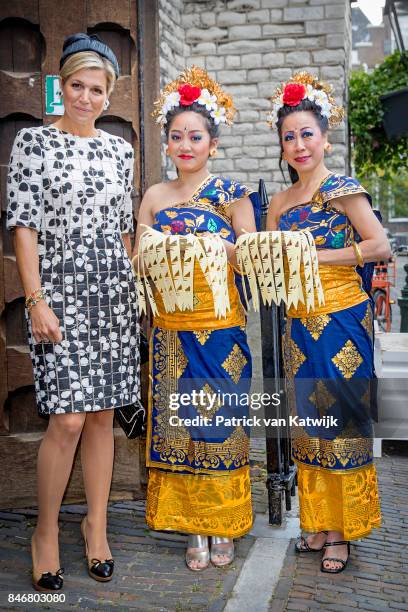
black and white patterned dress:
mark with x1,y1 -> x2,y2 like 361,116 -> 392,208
7,126 -> 140,415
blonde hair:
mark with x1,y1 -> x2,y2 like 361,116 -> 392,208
60,51 -> 116,96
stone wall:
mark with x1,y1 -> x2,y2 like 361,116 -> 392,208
159,0 -> 352,195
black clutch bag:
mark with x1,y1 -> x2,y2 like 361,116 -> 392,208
116,397 -> 146,439
115,330 -> 149,439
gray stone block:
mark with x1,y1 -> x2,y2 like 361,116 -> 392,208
218,39 -> 276,54
200,11 -> 217,27
186,26 -> 227,42
235,157 -> 260,170
243,145 -> 267,158
313,48 -> 345,64
225,55 -> 242,68
211,158 -> 234,171
326,4 -> 347,19
180,13 -> 201,28
286,50 -> 311,65
283,6 -> 324,22
247,68 -> 271,82
326,34 -> 347,48
263,23 -> 305,36
217,69 -> 247,83
227,83 -> 259,96
263,52 -> 286,66
227,0 -> 261,10
229,24 -> 262,40
192,42 -> 217,54
206,55 -> 224,70
306,20 -> 345,34
242,53 -> 263,68
217,11 -> 246,27
247,9 -> 270,23
238,109 -> 260,121
277,38 -> 297,48
244,133 -> 277,146
261,0 -> 288,7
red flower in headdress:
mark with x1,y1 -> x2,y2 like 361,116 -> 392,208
178,84 -> 202,106
283,83 -> 306,107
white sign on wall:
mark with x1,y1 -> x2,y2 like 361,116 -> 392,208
45,75 -> 64,115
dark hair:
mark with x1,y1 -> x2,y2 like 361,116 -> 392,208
164,102 -> 220,140
277,98 -> 329,184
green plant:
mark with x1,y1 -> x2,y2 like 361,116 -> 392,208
349,51 -> 408,179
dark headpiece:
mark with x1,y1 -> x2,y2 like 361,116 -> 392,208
60,33 -> 120,78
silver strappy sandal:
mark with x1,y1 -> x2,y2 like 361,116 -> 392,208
210,537 -> 234,567
185,535 -> 210,571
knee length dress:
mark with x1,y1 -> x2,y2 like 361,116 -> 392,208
7,126 -> 140,415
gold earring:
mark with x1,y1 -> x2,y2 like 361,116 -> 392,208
165,147 -> 169,156
210,149 -> 217,158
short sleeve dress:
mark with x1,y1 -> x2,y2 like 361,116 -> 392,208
7,126 -> 140,415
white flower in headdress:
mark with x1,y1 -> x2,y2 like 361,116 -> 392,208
163,91 -> 181,113
198,88 -> 217,111
305,87 -> 332,119
210,105 -> 226,125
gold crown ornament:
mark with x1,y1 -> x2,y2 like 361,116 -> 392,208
267,71 -> 345,129
153,66 -> 236,128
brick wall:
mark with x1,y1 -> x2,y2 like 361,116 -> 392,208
159,0 -> 352,196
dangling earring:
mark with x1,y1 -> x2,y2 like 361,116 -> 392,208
324,142 -> 332,153
210,149 -> 217,158
103,99 -> 110,111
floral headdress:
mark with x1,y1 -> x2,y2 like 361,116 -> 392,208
267,71 -> 344,129
153,66 -> 236,128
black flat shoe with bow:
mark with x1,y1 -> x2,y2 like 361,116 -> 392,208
81,517 -> 114,582
32,568 -> 64,592
31,535 -> 64,592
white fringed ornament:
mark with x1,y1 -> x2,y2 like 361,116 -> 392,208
235,230 -> 325,312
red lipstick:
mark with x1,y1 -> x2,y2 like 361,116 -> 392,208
178,155 -> 194,160
294,156 -> 311,163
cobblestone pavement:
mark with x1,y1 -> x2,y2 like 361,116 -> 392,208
269,444 -> 408,612
0,499 -> 254,612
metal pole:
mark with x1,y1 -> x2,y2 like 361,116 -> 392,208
398,262 -> 408,332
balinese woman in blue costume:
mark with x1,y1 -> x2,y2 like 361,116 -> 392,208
266,73 -> 390,573
133,67 -> 258,571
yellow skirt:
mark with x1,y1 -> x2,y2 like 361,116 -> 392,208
146,466 -> 253,538
297,461 -> 381,540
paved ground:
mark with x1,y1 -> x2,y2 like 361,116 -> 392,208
1,445 -> 407,611
0,500 -> 254,612
269,442 -> 408,612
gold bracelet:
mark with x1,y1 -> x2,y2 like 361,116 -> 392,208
352,242 -> 364,267
25,288 -> 45,312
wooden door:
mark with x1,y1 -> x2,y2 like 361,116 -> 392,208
0,0 -> 160,509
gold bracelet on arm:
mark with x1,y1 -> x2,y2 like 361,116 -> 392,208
25,288 -> 46,312
352,242 -> 364,267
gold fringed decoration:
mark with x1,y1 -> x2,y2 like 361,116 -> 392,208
136,227 -> 231,318
235,231 -> 325,312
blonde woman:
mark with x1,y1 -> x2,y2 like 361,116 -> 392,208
7,33 -> 139,590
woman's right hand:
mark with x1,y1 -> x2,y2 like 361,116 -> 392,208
30,300 -> 63,344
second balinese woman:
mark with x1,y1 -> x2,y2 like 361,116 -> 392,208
134,67 -> 258,570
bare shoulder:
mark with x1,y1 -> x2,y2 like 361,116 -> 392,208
268,189 -> 288,216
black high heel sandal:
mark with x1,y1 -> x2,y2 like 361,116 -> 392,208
31,536 -> 64,592
295,531 -> 328,553
81,517 -> 114,582
320,541 -> 350,574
